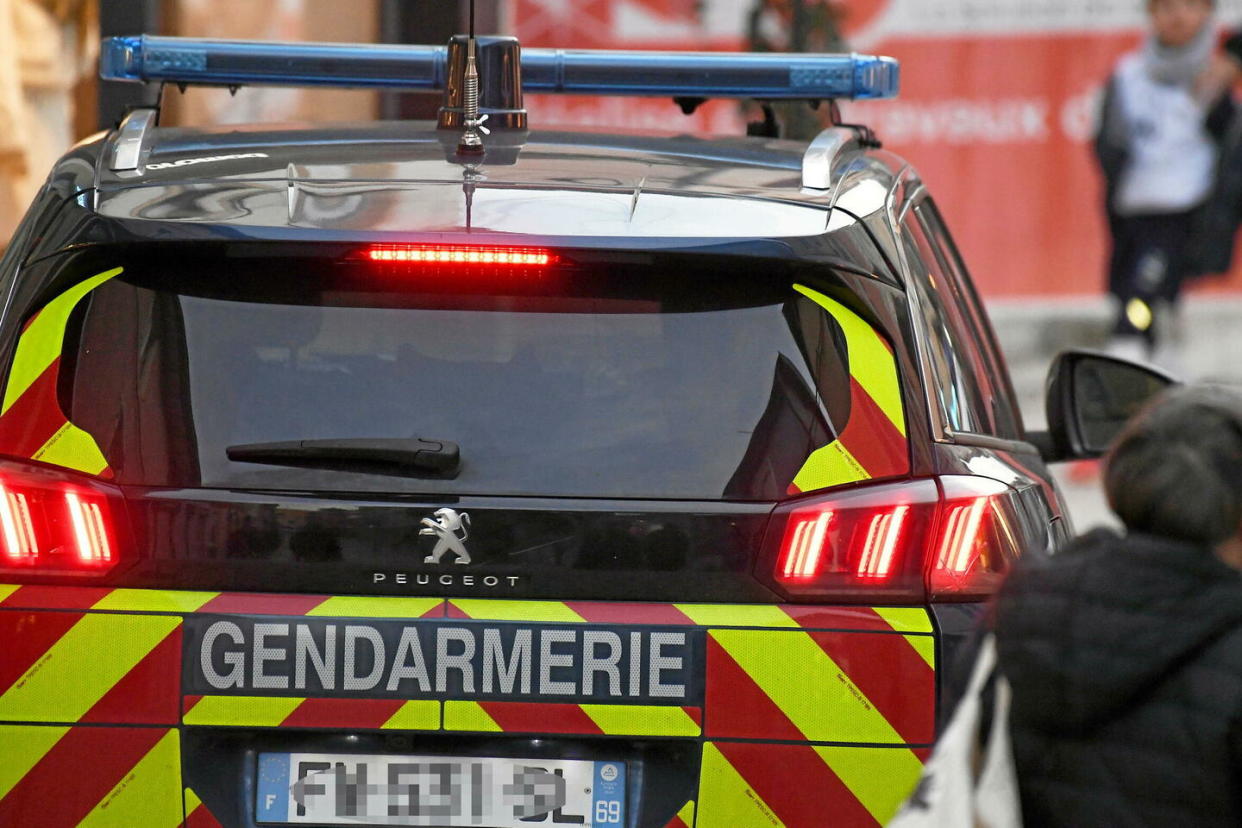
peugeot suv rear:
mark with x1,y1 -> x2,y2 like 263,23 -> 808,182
0,33 -> 1162,828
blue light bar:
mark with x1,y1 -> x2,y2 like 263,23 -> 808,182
100,35 -> 899,100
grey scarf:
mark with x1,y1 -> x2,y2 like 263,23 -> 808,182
1143,22 -> 1217,86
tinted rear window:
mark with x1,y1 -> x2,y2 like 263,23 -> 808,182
5,254 -> 903,500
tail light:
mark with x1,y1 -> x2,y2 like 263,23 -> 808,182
0,458 -> 127,577
766,476 -> 1022,602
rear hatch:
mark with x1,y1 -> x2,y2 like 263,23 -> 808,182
0,244 -> 962,827
7,244 -> 900,599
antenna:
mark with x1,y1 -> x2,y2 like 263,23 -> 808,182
457,0 -> 487,156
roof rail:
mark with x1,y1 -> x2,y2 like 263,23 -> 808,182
801,127 -> 869,190
100,35 -> 900,102
109,107 -> 159,172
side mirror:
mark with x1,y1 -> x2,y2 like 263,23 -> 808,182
1028,349 -> 1178,463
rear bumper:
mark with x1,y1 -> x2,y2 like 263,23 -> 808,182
0,585 -> 935,827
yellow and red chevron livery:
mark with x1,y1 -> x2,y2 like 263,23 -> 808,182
0,584 -> 933,826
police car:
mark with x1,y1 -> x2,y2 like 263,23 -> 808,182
0,30 -> 1173,828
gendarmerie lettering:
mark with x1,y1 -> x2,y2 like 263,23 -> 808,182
192,617 -> 699,705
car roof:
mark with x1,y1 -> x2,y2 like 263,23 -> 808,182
75,121 -> 901,242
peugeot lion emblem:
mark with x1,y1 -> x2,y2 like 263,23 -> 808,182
420,508 -> 472,564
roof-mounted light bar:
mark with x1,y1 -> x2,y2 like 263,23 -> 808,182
100,35 -> 899,101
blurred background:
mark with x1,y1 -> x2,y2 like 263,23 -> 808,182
6,0 -> 1242,529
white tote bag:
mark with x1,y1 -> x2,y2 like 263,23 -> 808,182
888,635 -> 1022,828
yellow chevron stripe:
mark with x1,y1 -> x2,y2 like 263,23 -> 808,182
675,799 -> 695,827
92,588 -> 218,613
794,283 -> 905,435
674,604 -> 800,629
710,629 -> 905,743
696,743 -> 786,828
0,584 -> 18,603
77,729 -> 181,827
31,422 -> 109,476
0,725 -> 68,801
814,745 -> 924,826
579,704 -> 701,737
183,695 -> 303,727
381,700 -> 440,730
443,700 -> 502,732
871,607 -> 933,634
2,268 -> 121,414
448,600 -> 586,623
790,440 -> 870,492
308,596 -> 442,619
0,614 -> 179,722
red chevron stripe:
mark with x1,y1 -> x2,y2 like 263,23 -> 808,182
713,741 -> 879,828
807,630 -> 935,744
0,358 -> 68,457
565,601 -> 697,626
703,636 -> 803,741
197,592 -> 330,615
837,377 -> 907,479
79,627 -> 181,725
475,702 -> 604,734
781,605 -> 897,632
0,726 -> 167,826
0,585 -> 110,610
0,610 -> 83,695
279,697 -> 406,729
186,799 -> 226,828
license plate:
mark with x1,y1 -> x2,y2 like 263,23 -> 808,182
255,752 -> 626,827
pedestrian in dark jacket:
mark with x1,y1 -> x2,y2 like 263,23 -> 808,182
1094,0 -> 1235,371
994,384 -> 1242,826
1187,30 -> 1242,278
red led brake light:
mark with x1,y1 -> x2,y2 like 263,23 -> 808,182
770,480 -> 941,601
927,478 -> 1020,598
767,477 -> 1021,602
65,492 -> 113,564
367,245 -> 553,266
0,483 -> 37,562
0,458 -> 123,575
934,496 -> 990,576
780,510 -> 833,580
856,504 -> 909,581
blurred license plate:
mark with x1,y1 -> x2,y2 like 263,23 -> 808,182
255,752 -> 626,827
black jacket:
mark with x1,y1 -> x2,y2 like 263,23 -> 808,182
995,529 -> 1242,826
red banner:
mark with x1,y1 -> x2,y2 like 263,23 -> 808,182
509,0 -> 1242,298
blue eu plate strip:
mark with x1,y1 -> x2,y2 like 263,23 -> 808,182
256,753 -> 291,823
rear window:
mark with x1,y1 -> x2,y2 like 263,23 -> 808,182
1,253 -> 907,500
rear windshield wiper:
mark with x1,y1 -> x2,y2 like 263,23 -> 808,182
226,437 -> 460,477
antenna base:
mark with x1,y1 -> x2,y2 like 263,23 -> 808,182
437,36 -> 527,131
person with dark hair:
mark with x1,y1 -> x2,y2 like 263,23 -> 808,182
993,384 -> 1242,826
1095,0 -> 1235,370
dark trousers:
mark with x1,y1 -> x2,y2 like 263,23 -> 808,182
1107,210 -> 1197,344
